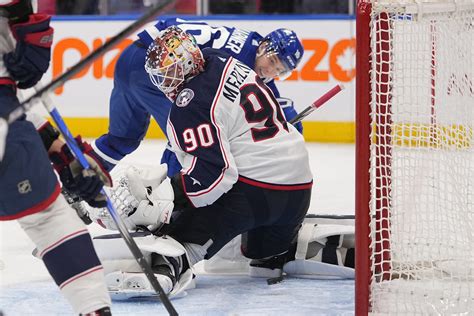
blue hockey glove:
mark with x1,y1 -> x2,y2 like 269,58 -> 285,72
161,147 -> 182,177
50,136 -> 113,208
3,13 -> 54,89
277,97 -> 303,134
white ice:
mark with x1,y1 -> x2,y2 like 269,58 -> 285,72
0,140 -> 355,315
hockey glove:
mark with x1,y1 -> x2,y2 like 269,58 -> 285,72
278,97 -> 303,134
90,165 -> 174,231
49,136 -> 113,208
3,13 -> 54,89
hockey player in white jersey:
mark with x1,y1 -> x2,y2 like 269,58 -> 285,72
0,1 -> 112,314
89,26 -> 315,298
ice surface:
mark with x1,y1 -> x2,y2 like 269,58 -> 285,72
0,140 -> 355,315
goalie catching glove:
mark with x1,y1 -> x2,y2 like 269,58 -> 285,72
89,164 -> 174,231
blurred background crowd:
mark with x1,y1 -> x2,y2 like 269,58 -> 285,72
37,0 -> 356,15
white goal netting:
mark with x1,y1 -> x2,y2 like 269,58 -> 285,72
367,1 -> 474,314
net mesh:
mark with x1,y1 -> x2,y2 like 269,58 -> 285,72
368,1 -> 474,313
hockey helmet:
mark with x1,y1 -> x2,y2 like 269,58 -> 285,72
258,28 -> 303,80
145,26 -> 204,101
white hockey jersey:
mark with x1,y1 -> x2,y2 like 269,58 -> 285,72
167,48 -> 312,207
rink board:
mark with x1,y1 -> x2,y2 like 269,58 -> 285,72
24,14 -> 356,143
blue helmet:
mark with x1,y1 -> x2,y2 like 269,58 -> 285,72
262,28 -> 304,78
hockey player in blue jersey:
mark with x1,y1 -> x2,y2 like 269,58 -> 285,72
88,26 -> 314,297
93,18 -> 305,177
0,1 -> 112,314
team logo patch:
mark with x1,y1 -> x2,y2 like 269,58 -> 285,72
176,88 -> 194,107
18,180 -> 32,194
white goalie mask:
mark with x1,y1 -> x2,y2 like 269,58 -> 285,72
144,26 -> 204,101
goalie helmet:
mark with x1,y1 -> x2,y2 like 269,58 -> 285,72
144,26 -> 204,101
256,28 -> 304,80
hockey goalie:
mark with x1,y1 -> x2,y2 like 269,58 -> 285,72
83,165 -> 355,300
79,26 -> 355,300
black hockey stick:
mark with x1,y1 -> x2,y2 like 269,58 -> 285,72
267,270 -> 284,285
289,84 -> 345,125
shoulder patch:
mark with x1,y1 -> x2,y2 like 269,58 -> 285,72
176,88 -> 195,107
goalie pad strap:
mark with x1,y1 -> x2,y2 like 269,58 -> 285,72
321,235 -> 341,265
295,222 -> 313,260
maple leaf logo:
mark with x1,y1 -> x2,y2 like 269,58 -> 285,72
336,46 -> 356,77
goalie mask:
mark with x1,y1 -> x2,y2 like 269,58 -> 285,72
144,26 -> 204,101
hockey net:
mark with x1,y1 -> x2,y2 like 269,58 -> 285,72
356,0 -> 474,314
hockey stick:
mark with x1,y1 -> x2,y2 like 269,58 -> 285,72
289,84 -> 345,125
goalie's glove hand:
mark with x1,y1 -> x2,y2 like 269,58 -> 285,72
124,164 -> 174,230
3,13 -> 54,89
49,136 -> 112,208
90,165 -> 174,231
278,97 -> 303,134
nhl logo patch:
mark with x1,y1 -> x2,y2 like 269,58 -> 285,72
176,88 -> 194,107
18,180 -> 32,194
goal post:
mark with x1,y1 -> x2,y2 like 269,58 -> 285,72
356,0 -> 474,314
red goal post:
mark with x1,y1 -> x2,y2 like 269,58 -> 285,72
356,0 -> 474,315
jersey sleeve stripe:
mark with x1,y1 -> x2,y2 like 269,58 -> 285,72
238,175 -> 313,190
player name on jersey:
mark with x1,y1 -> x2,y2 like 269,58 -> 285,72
225,29 -> 251,54
222,61 -> 252,103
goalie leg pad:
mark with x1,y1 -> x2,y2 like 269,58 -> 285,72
203,215 -> 355,279
283,215 -> 355,279
294,216 -> 355,266
94,233 -> 195,299
93,232 -> 155,274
